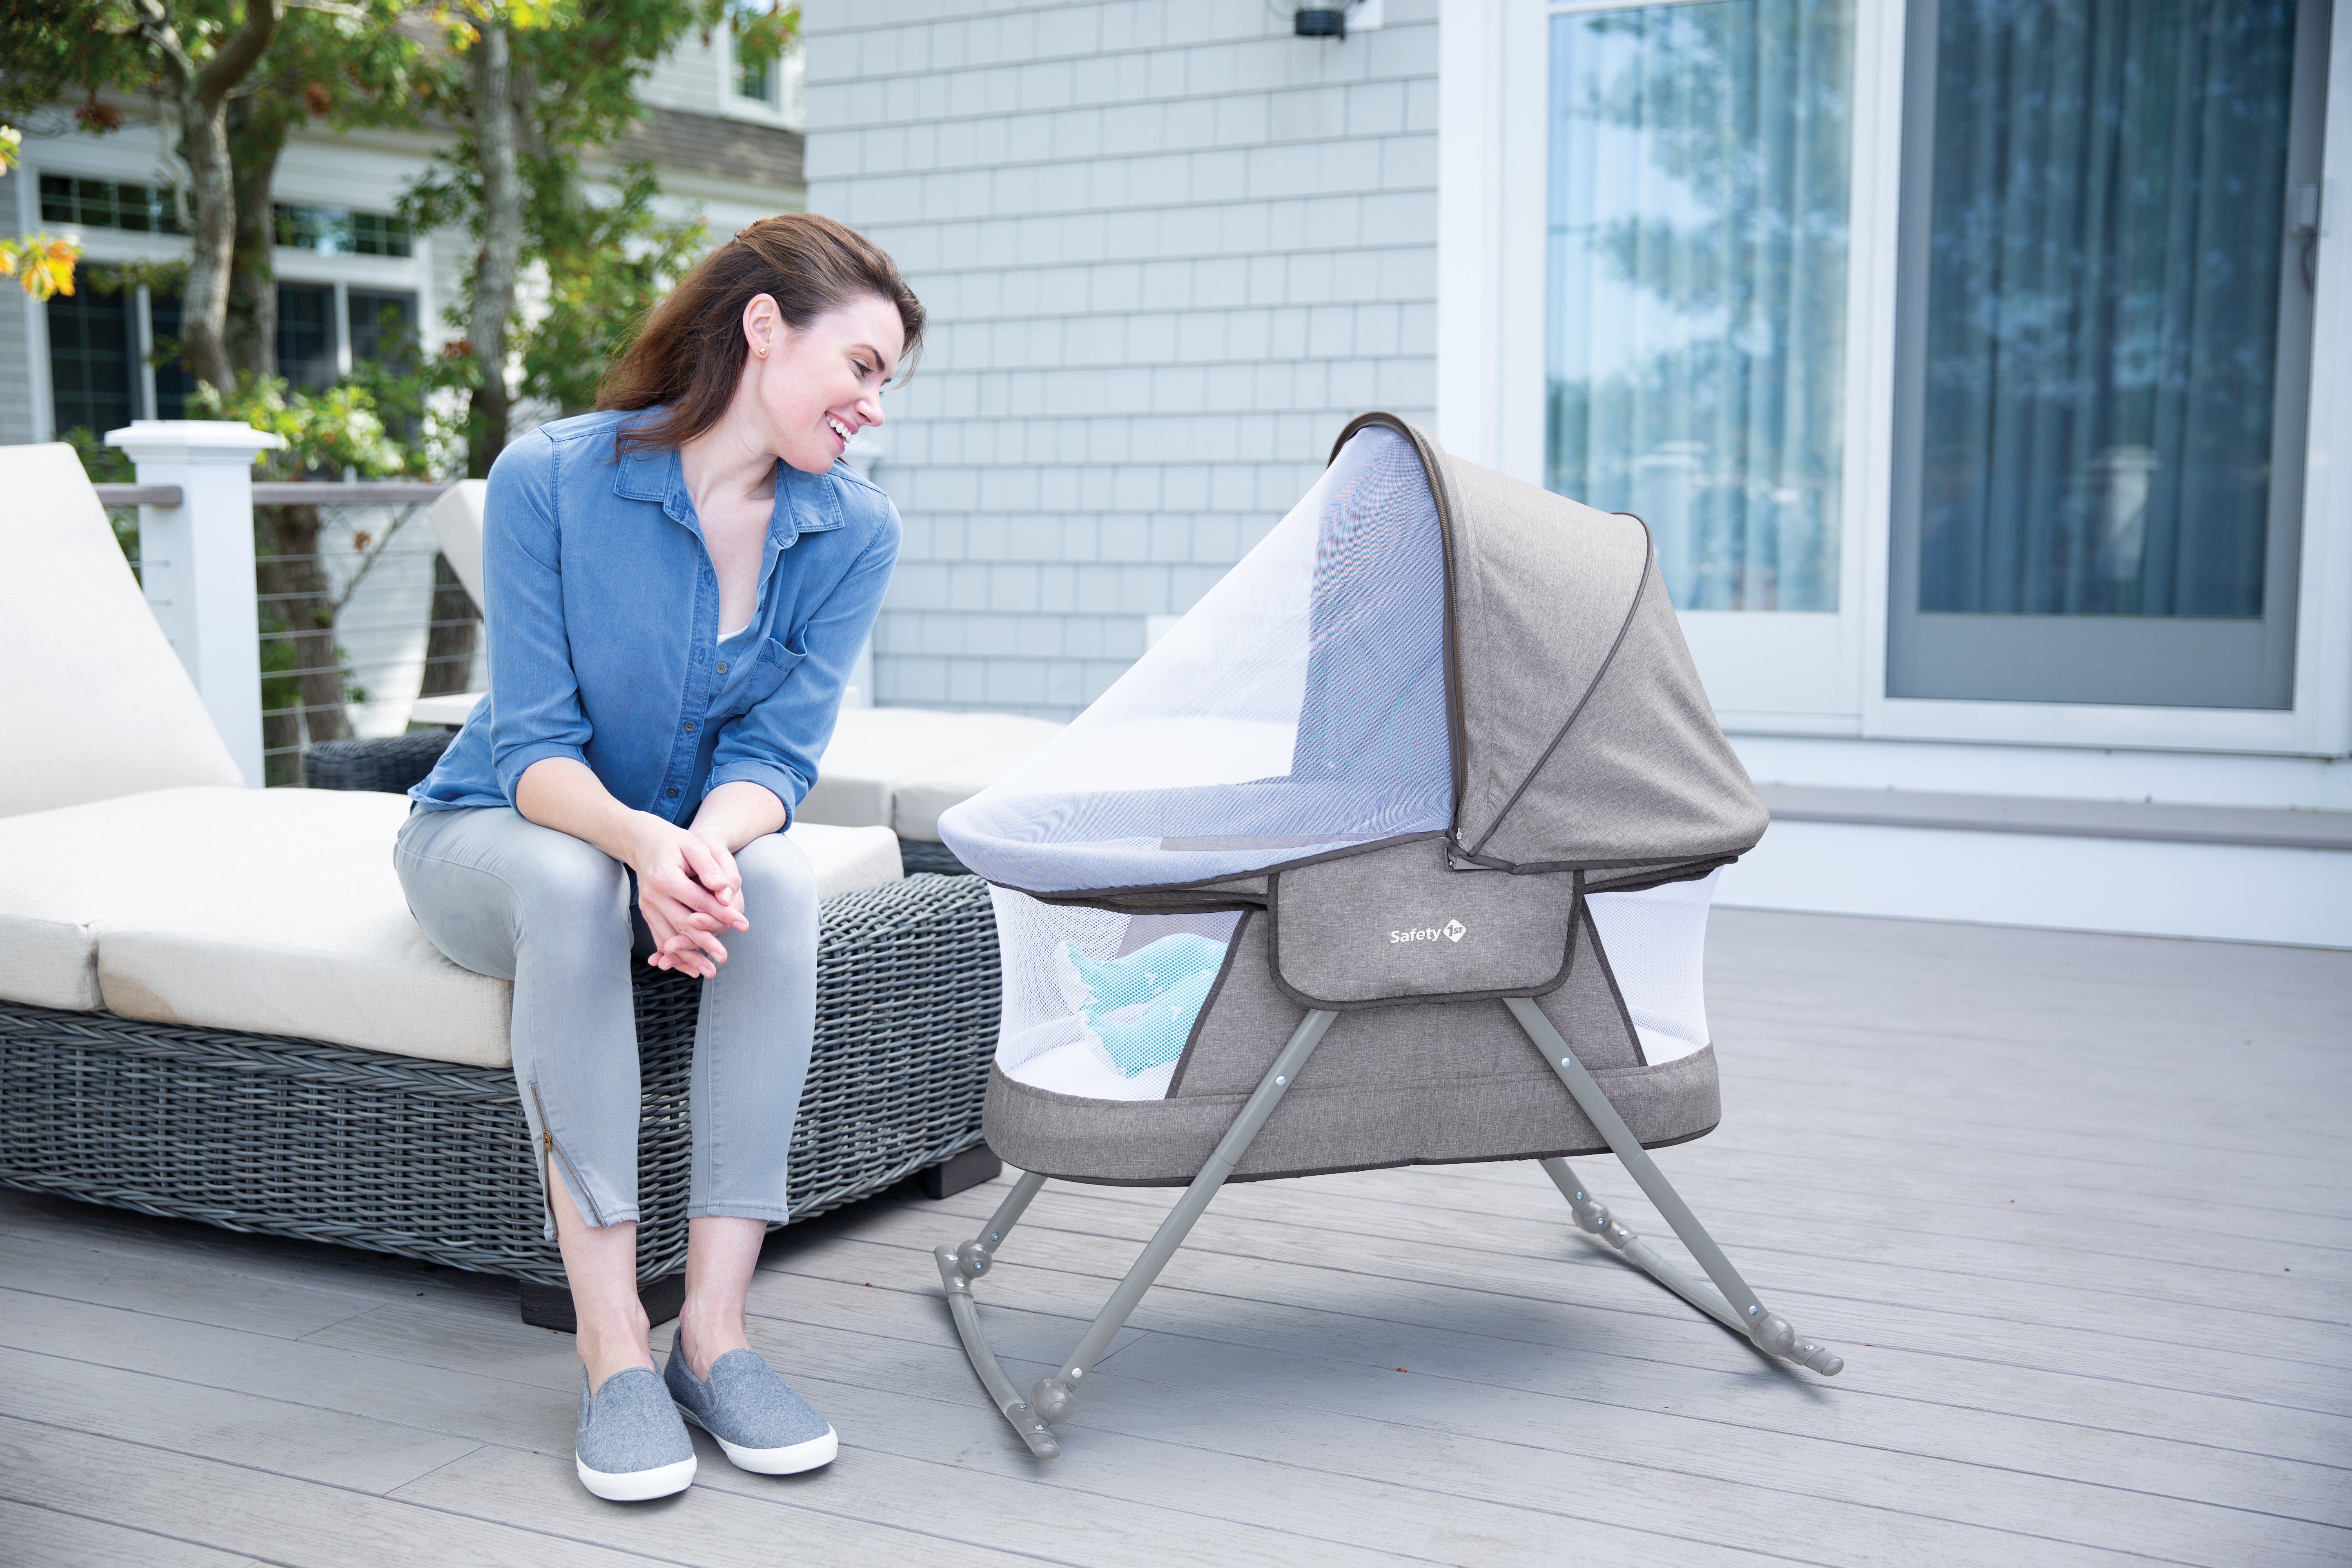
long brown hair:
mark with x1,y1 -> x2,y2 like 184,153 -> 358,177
598,213 -> 924,459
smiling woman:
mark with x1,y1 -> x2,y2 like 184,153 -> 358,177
393,212 -> 923,1504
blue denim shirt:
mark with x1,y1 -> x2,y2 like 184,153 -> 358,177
410,408 -> 899,824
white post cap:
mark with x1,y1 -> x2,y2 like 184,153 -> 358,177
105,420 -> 287,459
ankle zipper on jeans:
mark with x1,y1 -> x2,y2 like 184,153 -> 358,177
529,1083 -> 605,1227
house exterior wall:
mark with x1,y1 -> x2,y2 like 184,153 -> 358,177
803,0 -> 1439,717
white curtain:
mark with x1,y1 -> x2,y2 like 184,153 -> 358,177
1546,0 -> 1854,613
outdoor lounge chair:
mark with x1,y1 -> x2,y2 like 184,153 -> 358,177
0,441 -> 1002,1320
932,414 -> 1844,1459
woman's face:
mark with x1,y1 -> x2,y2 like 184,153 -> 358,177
740,292 -> 906,475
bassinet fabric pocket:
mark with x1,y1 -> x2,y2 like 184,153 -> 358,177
987,888 -> 1243,1101
1268,837 -> 1579,1008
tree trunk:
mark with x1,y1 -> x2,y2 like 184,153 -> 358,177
419,552 -> 482,697
225,97 -> 285,381
467,23 -> 524,478
151,0 -> 282,392
255,501 -> 352,757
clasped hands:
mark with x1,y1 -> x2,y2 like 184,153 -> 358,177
627,815 -> 752,979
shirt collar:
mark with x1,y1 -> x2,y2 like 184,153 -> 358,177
611,423 -> 848,549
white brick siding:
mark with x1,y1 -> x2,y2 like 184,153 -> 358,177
804,0 -> 1438,717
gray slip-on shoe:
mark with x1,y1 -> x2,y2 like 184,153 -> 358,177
665,1347 -> 837,1474
576,1366 -> 697,1501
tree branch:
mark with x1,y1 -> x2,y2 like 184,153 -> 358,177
195,0 -> 283,111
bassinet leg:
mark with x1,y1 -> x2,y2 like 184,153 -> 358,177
1504,998 -> 1843,1377
935,1170 -> 1060,1457
942,1009 -> 1340,1457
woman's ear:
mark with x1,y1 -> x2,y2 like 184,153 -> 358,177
743,292 -> 781,360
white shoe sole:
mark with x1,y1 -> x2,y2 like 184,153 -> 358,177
681,1406 -> 838,1474
576,1453 -> 697,1501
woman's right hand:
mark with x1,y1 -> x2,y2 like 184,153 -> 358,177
624,813 -> 749,979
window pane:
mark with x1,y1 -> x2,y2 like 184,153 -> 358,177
148,292 -> 194,420
277,282 -> 338,390
346,288 -> 416,368
1919,0 -> 2301,618
47,289 -> 138,436
1546,0 -> 1854,612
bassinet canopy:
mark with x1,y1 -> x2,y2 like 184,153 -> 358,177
939,414 -> 1766,897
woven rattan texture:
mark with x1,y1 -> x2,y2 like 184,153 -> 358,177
0,874 -> 998,1285
301,729 -> 459,793
896,840 -> 973,877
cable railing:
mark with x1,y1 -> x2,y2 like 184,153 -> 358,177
98,481 -> 478,787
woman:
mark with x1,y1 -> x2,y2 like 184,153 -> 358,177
399,214 -> 921,1502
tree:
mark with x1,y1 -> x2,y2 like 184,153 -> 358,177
408,0 -> 793,472
222,0 -> 421,379
0,0 -> 285,390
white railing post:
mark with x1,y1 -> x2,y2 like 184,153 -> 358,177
104,421 -> 286,788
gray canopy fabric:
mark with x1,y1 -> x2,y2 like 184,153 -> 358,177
938,413 -> 1766,897
1356,414 -> 1768,886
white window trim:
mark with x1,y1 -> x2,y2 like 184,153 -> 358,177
1440,0 -> 2352,759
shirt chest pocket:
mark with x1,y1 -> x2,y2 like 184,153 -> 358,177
715,633 -> 807,721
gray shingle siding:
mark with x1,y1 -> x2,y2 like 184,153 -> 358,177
804,0 -> 1438,717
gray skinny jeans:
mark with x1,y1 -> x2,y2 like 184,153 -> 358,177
394,805 -> 815,1239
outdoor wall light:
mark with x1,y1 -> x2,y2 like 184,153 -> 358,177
1289,0 -> 1379,40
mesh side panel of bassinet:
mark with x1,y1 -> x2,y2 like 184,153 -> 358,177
1583,870 -> 1719,1065
988,888 -> 1245,1102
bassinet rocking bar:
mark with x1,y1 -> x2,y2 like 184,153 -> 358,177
937,1004 -> 1839,1459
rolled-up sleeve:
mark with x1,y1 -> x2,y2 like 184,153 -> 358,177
706,499 -> 901,822
483,434 -> 592,802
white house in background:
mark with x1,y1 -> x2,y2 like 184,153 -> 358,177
3,21 -> 808,735
806,0 -> 2350,946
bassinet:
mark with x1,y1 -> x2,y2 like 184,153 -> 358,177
934,415 -> 1844,1458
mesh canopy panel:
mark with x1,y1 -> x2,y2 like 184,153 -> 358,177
989,887 -> 1244,1102
941,425 -> 1451,893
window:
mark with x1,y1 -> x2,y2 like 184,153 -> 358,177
728,2 -> 804,123
46,289 -> 140,436
1886,0 -> 2329,709
148,291 -> 193,420
346,288 -> 417,370
273,203 -> 412,258
1546,0 -> 1856,613
39,174 -> 182,234
276,282 -> 339,390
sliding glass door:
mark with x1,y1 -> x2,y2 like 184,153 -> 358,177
1546,0 -> 1860,719
1888,0 -> 2331,708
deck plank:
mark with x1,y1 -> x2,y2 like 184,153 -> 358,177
1,910 -> 2345,1566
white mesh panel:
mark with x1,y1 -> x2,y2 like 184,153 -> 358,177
1582,870 -> 1719,1065
989,887 -> 1244,1102
940,425 -> 1451,893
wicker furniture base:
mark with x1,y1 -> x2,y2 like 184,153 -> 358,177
0,874 -> 998,1288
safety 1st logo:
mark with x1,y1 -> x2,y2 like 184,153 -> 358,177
1390,919 -> 1468,944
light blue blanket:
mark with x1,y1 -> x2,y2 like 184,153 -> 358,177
1062,933 -> 1229,1076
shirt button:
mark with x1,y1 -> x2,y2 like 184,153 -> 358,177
666,787 -> 680,798
683,719 -> 697,732
715,662 -> 728,675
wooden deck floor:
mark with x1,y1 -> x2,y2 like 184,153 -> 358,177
3,909 -> 2347,1567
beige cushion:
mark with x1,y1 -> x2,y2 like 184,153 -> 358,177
0,444 -> 242,817
0,786 -> 902,1069
802,707 -> 1063,840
